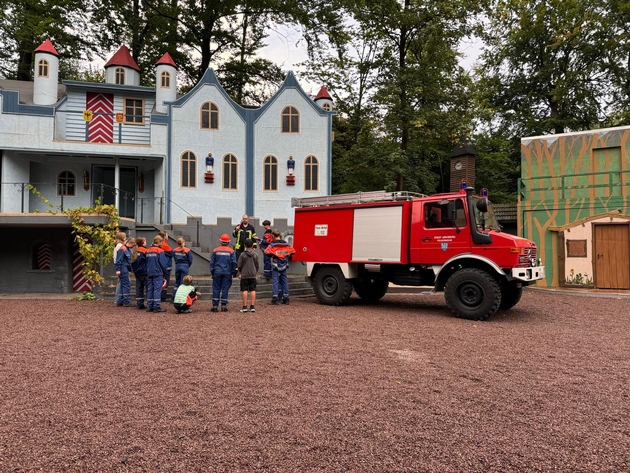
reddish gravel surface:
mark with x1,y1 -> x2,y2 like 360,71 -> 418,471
1,290 -> 629,472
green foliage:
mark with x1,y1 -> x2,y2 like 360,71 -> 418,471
566,270 -> 593,286
27,185 -> 120,286
64,201 -> 120,286
74,292 -> 97,301
0,0 -> 93,80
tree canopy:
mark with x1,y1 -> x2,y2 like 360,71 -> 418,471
1,0 -> 630,201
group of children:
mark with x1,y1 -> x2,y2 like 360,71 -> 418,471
114,231 -> 199,313
113,225 -> 295,314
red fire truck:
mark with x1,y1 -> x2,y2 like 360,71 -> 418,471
291,186 -> 544,320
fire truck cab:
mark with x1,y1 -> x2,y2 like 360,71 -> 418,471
291,187 -> 545,320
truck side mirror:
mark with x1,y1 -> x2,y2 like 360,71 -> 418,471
476,198 -> 488,213
447,201 -> 457,221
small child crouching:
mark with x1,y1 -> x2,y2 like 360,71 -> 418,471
173,275 -> 200,314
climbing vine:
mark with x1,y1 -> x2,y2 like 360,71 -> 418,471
64,201 -> 120,285
28,184 -> 120,285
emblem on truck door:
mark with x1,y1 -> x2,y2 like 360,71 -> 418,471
441,242 -> 449,251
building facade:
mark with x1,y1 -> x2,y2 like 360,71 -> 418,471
0,41 -> 333,293
520,126 -> 630,289
0,41 -> 333,225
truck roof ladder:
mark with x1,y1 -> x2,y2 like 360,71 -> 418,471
291,190 -> 425,208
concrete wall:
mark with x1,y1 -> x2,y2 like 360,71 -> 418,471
0,227 -> 73,293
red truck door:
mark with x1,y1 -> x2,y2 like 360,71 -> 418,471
409,196 -> 472,264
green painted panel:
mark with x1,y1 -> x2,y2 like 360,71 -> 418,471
520,127 -> 630,286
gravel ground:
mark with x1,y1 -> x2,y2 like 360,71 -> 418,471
0,290 -> 629,472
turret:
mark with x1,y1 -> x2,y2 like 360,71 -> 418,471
314,86 -> 333,111
32,39 -> 59,105
104,45 -> 141,86
155,52 -> 177,113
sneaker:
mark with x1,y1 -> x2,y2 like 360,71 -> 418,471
240,306 -> 249,313
182,309 -> 192,314
146,308 -> 153,312
221,305 -> 228,312
249,306 -> 256,313
154,308 -> 167,313
137,305 -> 146,310
210,307 -> 219,313
268,299 -> 278,305
282,299 -> 289,305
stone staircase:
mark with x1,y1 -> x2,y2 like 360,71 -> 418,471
97,274 -> 314,301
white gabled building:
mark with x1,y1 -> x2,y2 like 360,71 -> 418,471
0,40 -> 333,293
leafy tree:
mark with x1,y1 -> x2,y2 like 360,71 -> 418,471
476,0 -> 615,137
0,0 -> 92,80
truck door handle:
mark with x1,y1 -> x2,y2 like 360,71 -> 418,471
422,237 -> 432,242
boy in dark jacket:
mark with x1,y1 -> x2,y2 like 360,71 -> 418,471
237,238 -> 259,312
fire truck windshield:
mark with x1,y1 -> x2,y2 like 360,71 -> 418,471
473,197 -> 501,231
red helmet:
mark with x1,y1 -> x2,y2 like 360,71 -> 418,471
220,233 -> 230,243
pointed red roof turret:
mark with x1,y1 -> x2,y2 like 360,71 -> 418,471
155,52 -> 177,68
314,86 -> 332,101
104,45 -> 140,72
35,39 -> 59,57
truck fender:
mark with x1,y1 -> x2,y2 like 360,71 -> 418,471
306,262 -> 358,280
433,254 -> 506,291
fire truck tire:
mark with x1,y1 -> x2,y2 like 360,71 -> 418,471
499,280 -> 523,310
444,268 -> 501,321
353,278 -> 389,301
313,266 -> 353,306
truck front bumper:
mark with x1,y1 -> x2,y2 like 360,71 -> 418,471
511,265 -> 545,282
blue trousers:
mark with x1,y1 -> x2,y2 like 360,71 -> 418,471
271,269 -> 289,301
135,273 -> 147,308
147,275 -> 163,310
115,269 -> 131,305
174,264 -> 190,297
263,253 -> 272,279
212,273 -> 232,307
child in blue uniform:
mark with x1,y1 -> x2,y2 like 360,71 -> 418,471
115,237 -> 136,307
173,237 -> 193,299
210,233 -> 236,312
145,236 -> 169,313
264,230 -> 295,305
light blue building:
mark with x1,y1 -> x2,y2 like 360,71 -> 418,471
0,40 -> 333,293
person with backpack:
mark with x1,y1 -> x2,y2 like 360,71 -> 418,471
264,230 -> 295,305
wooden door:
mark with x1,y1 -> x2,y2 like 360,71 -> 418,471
594,224 -> 630,289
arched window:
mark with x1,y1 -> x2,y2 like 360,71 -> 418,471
322,102 -> 332,111
281,106 -> 299,133
201,102 -> 219,129
222,154 -> 238,190
57,170 -> 75,196
181,151 -> 197,188
38,59 -> 49,78
160,71 -> 170,88
263,155 -> 278,191
115,67 -> 125,85
304,155 -> 319,191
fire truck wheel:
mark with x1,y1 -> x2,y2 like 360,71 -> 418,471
313,266 -> 353,306
353,278 -> 389,301
444,268 -> 501,321
499,280 -> 523,310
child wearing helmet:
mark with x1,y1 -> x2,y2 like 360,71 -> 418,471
209,233 -> 237,312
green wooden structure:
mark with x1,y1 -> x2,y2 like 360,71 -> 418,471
520,126 -> 630,289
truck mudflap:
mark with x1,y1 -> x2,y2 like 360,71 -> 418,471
511,265 -> 545,282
